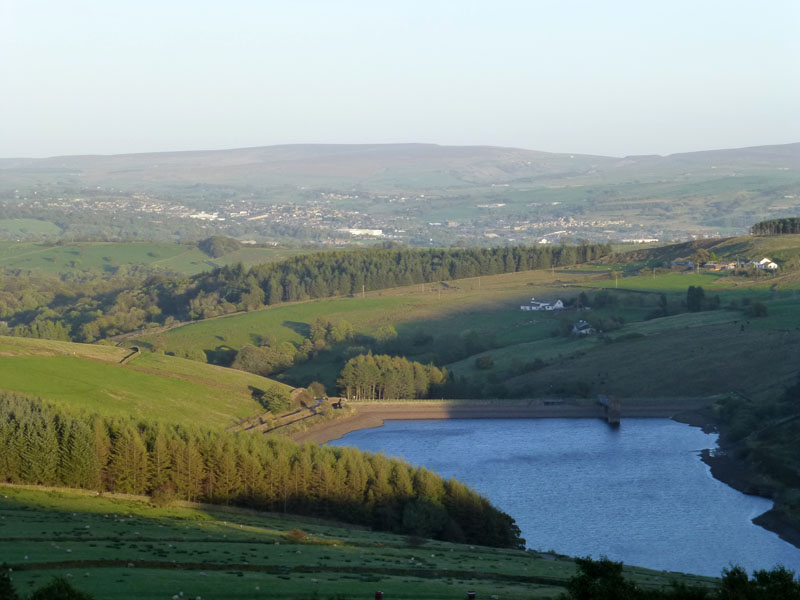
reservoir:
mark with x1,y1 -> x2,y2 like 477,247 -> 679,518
331,418 -> 800,576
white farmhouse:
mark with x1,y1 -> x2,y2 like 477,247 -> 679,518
520,298 -> 565,311
758,257 -> 779,270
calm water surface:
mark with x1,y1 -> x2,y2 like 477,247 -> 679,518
331,418 -> 800,576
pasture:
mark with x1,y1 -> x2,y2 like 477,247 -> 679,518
134,262 -> 800,401
0,218 -> 62,237
0,240 -> 311,276
136,269 -> 595,384
0,336 -> 286,429
0,486 -> 716,600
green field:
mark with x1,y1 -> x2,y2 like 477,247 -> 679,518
0,486 -> 716,600
134,269 -> 594,385
590,271 -> 725,291
0,336 -> 287,429
128,259 -> 800,400
441,271 -> 800,399
0,240 -> 311,276
0,218 -> 62,237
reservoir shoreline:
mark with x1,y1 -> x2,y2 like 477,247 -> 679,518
291,398 -> 713,445
290,398 -> 800,552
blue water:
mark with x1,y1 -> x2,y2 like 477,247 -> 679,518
331,418 -> 800,576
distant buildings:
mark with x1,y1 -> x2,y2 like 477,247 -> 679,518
520,298 -> 565,311
336,228 -> 384,237
572,320 -> 597,335
755,257 -> 779,270
673,256 -> 779,271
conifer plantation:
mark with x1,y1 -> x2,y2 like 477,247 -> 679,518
0,392 -> 524,549
751,217 -> 800,235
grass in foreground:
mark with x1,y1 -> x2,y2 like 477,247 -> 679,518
0,486 -> 716,600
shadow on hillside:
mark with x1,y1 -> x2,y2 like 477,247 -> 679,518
205,345 -> 236,366
282,321 -> 311,338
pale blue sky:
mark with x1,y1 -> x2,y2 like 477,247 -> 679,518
2,0 -> 798,157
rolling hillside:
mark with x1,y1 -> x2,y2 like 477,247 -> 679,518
126,247 -> 800,403
0,486 -> 716,600
131,268 -> 596,385
0,240 -> 311,276
608,234 -> 800,268
0,336 -> 288,429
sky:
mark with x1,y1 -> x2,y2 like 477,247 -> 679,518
1,0 -> 799,158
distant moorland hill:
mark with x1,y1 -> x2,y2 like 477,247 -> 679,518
3,142 -> 799,186
2,142 -> 798,243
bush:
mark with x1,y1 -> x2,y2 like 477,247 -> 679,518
475,356 -> 494,370
198,236 -> 242,258
28,577 -> 95,600
150,483 -> 177,508
284,528 -> 308,543
263,386 -> 293,414
745,302 -> 768,318
0,565 -> 19,600
308,381 -> 326,398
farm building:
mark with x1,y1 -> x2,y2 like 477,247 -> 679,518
758,257 -> 779,270
520,298 -> 565,311
572,320 -> 596,335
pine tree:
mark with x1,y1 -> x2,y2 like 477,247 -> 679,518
18,410 -> 59,485
91,417 -> 112,489
237,445 -> 265,502
0,409 -> 21,482
109,426 -> 149,494
59,419 -> 99,488
148,426 -> 173,490
170,437 -> 205,501
211,443 -> 241,503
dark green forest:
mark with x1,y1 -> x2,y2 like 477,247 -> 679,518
751,217 -> 800,236
0,393 -> 523,549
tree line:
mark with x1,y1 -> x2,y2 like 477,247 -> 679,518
184,243 -> 611,320
751,217 -> 800,236
1,242 -> 611,343
0,393 -> 523,549
337,354 -> 448,400
560,555 -> 800,600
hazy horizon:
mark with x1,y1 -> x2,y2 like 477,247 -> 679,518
3,1 -> 798,159
3,139 -> 800,162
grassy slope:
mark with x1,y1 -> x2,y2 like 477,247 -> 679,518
135,259 -> 800,401
610,234 -> 800,268
0,336 -> 287,429
449,271 -> 800,400
0,486 -> 716,600
0,218 -> 62,236
0,240 -> 311,276
134,269 -> 596,384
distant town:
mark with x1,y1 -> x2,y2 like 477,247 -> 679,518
3,186 -> 682,246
